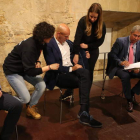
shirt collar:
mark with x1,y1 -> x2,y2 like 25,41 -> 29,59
54,37 -> 65,46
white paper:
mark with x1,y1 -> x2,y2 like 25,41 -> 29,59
124,62 -> 140,70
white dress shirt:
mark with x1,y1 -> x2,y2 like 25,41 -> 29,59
55,38 -> 73,72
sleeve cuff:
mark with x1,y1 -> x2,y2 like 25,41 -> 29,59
69,67 -> 72,72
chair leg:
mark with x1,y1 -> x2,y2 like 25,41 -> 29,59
60,88 -> 63,124
15,125 -> 18,140
70,92 -> 74,104
118,90 -> 124,98
101,75 -> 107,99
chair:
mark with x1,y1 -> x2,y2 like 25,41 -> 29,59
59,88 -> 74,124
43,87 -> 75,124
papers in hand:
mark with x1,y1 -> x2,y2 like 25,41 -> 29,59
124,62 -> 140,70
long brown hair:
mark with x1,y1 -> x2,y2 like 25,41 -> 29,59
85,3 -> 103,38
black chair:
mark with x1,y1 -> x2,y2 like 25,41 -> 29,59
43,87 -> 76,124
58,88 -> 74,124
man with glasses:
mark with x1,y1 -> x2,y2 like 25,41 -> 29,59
108,25 -> 140,112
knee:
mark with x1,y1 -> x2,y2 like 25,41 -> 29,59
79,68 -> 90,76
121,74 -> 130,81
21,95 -> 30,104
35,81 -> 46,93
10,99 -> 23,113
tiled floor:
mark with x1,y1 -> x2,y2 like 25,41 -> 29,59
1,78 -> 140,140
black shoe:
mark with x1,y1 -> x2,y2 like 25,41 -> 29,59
79,111 -> 102,128
127,102 -> 133,112
60,89 -> 73,101
132,96 -> 139,105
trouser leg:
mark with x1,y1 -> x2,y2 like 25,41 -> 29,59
88,48 -> 99,84
0,93 -> 22,140
74,68 -> 91,105
131,72 -> 140,95
6,74 -> 31,104
116,69 -> 132,99
56,68 -> 90,105
23,75 -> 46,106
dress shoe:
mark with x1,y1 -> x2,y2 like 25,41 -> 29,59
126,102 -> 133,112
79,111 -> 102,128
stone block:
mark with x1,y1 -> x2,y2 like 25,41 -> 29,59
50,0 -> 68,13
119,0 -> 130,12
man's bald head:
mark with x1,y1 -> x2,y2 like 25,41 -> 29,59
55,23 -> 70,44
56,23 -> 70,33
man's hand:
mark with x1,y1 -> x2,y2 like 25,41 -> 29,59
42,63 -> 59,72
85,51 -> 90,59
50,63 -> 60,70
120,61 -> 130,67
80,43 -> 88,49
0,90 -> 2,98
73,54 -> 79,64
35,62 -> 41,68
133,69 -> 140,74
72,64 -> 83,71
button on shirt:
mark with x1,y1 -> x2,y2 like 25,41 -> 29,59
55,38 -> 73,72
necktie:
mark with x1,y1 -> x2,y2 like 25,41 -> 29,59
129,43 -> 134,64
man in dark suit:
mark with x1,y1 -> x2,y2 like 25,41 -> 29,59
43,23 -> 102,128
108,25 -> 140,112
0,85 -> 22,140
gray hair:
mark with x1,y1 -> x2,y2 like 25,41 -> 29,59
131,25 -> 140,33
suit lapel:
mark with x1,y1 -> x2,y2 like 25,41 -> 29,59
51,37 -> 62,60
135,41 -> 140,62
124,36 -> 129,58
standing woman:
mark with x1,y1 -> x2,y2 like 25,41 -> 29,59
73,3 -> 106,84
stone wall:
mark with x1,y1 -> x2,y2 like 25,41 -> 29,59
0,0 -> 140,92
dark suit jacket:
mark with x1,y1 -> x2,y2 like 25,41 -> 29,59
43,37 -> 87,90
107,36 -> 140,79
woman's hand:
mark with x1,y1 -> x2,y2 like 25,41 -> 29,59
80,43 -> 88,49
85,51 -> 90,59
35,62 -> 41,68
72,64 -> 83,71
0,90 -> 2,98
73,54 -> 79,64
50,63 -> 60,70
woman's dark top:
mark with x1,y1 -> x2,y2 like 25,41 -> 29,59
73,16 -> 106,54
3,37 -> 45,77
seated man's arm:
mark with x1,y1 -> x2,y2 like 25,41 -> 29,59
43,44 -> 71,73
110,38 -> 125,66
